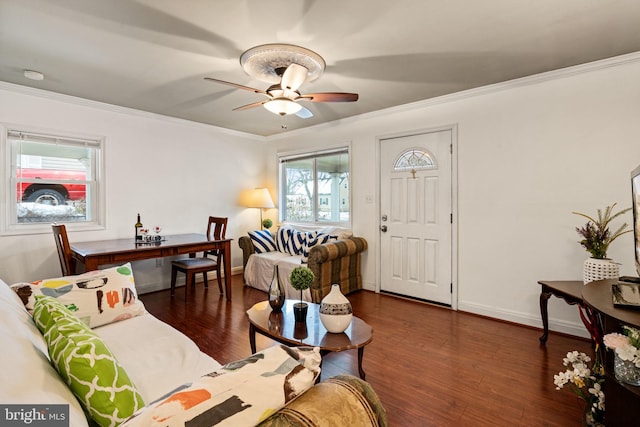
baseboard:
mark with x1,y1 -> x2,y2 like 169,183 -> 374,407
457,300 -> 590,339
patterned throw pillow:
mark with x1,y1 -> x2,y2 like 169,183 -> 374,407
122,345 -> 321,427
33,296 -> 144,427
275,227 -> 295,255
248,230 -> 277,253
302,232 -> 338,260
11,263 -> 145,328
289,230 -> 307,255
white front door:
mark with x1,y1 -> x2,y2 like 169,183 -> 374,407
380,130 -> 453,305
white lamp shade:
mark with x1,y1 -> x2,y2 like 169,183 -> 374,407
264,98 -> 302,116
245,188 -> 275,208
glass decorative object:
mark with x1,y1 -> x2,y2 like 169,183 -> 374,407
614,352 -> 640,386
268,265 -> 285,312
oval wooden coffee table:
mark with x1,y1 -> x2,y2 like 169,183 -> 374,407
246,299 -> 373,379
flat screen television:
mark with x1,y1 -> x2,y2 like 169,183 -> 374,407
631,164 -> 640,278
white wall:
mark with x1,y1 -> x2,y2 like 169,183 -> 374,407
0,84 -> 269,292
267,54 -> 640,337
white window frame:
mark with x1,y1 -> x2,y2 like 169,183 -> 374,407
278,145 -> 351,226
1,124 -> 106,235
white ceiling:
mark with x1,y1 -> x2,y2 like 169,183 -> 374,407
2,0 -> 640,137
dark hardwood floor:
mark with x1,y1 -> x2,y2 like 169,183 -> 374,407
141,274 -> 592,427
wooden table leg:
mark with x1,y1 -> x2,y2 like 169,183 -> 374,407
539,288 -> 551,344
357,347 -> 366,380
249,323 -> 257,354
223,241 -> 232,301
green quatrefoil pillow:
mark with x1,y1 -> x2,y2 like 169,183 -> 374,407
33,295 -> 144,427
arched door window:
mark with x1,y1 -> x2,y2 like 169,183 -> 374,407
393,148 -> 437,172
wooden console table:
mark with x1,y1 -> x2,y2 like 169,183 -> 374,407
582,280 -> 640,427
538,280 -> 585,343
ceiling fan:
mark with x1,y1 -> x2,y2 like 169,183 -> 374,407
204,44 -> 358,119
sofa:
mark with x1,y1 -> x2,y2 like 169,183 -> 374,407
239,224 -> 368,303
1,264 -> 387,426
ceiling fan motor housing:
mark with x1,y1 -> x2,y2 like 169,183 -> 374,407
240,43 -> 326,84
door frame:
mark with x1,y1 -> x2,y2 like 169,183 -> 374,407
374,124 -> 459,310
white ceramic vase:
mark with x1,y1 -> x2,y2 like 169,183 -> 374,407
583,258 -> 620,284
319,284 -> 353,333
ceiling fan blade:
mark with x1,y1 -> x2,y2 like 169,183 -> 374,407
299,92 -> 359,102
233,100 -> 267,111
295,105 -> 314,119
204,77 -> 267,95
281,63 -> 308,91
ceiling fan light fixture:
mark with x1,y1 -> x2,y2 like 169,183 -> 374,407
240,44 -> 325,84
264,98 -> 302,116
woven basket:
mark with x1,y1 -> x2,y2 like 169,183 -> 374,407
583,258 -> 620,284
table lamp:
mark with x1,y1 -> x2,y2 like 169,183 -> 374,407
245,188 -> 275,229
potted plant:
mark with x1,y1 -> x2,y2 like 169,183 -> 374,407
289,266 -> 314,322
573,203 -> 631,283
573,203 -> 631,259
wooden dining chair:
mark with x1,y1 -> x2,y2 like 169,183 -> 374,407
170,216 -> 228,301
52,223 -> 75,276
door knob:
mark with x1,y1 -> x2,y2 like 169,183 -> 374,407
380,225 -> 388,232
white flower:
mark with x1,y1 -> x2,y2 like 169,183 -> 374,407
589,383 -> 605,411
563,351 -> 590,367
604,332 -> 630,350
616,344 -> 638,361
554,372 -> 568,389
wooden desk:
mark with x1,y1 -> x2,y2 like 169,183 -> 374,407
70,233 -> 233,300
246,300 -> 373,380
538,280 -> 585,343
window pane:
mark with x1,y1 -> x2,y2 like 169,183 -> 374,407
283,158 -> 314,222
10,136 -> 97,225
317,152 -> 349,223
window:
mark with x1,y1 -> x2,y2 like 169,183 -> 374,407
279,148 -> 350,224
2,127 -> 105,234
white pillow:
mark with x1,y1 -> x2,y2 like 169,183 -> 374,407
11,263 -> 145,328
319,226 -> 353,240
